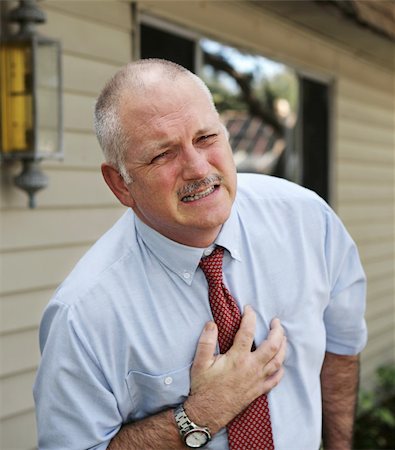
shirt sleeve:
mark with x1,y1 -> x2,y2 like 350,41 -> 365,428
323,207 -> 368,355
33,299 -> 121,450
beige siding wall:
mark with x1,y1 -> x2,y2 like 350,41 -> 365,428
0,1 -> 132,448
336,78 -> 394,384
1,1 -> 393,448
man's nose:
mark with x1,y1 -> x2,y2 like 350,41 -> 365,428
181,145 -> 211,180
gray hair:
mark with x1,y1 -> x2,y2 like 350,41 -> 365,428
94,59 -> 217,183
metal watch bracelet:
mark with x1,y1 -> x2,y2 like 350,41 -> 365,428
174,404 -> 212,448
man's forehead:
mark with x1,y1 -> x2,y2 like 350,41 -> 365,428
121,82 -> 216,129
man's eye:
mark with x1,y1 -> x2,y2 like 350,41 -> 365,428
198,134 -> 216,144
150,151 -> 169,164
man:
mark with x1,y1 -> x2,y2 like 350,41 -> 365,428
34,59 -> 367,450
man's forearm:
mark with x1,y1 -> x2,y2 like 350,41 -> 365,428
108,409 -> 184,450
321,351 -> 360,450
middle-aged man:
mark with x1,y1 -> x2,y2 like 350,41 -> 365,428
34,59 -> 367,450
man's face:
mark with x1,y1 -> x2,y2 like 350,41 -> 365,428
120,77 -> 237,247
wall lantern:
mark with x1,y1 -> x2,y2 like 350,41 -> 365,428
0,0 -> 62,208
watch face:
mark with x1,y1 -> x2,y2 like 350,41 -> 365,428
185,430 -> 209,448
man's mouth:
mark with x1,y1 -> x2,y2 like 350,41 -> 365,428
181,185 -> 217,203
179,175 -> 223,203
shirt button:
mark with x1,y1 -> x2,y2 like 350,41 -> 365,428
183,272 -> 191,279
164,376 -> 173,385
203,248 -> 213,256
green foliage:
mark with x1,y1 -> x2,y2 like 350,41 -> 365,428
353,365 -> 395,449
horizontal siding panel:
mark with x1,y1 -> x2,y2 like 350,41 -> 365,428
337,162 -> 394,184
41,9 -> 131,64
0,290 -> 52,335
362,336 -> 395,362
46,131 -> 103,170
365,302 -> 395,330
1,329 -> 39,377
40,169 -> 118,207
336,51 -> 393,93
43,131 -> 105,170
366,270 -> 394,286
337,182 -> 393,202
0,207 -> 124,252
64,92 -> 96,132
362,258 -> 394,281
366,275 -> 394,299
365,293 -> 394,317
338,141 -> 394,164
341,224 -> 393,242
63,54 -> 122,96
1,408 -> 36,450
362,338 -> 394,365
338,78 -> 394,111
1,245 -> 90,295
346,221 -> 393,243
0,169 -> 119,210
337,119 -> 394,147
366,296 -> 394,322
337,96 -> 394,129
43,0 -> 132,31
363,324 -> 394,358
1,370 -> 35,419
337,203 -> 393,224
357,240 -> 394,263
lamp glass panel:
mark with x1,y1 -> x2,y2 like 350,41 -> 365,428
36,41 -> 61,156
0,43 -> 33,153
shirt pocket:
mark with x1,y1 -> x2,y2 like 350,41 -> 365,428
125,363 -> 192,420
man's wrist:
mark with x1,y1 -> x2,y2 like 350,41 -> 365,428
183,395 -> 223,436
174,404 -> 211,448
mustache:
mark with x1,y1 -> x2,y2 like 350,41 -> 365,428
177,174 -> 223,198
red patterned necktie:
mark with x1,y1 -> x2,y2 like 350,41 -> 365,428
199,246 -> 274,450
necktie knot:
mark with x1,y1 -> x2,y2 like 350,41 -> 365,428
199,246 -> 224,286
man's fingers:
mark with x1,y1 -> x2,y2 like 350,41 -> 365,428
192,322 -> 218,374
263,335 -> 287,377
255,317 -> 285,363
264,366 -> 285,392
232,305 -> 256,352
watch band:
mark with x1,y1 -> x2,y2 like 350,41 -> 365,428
174,404 -> 211,448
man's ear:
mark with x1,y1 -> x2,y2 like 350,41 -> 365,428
101,163 -> 135,208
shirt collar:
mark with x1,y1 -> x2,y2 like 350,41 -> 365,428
134,204 -> 242,285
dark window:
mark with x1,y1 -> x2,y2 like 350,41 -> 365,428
299,77 -> 329,202
140,23 -> 195,72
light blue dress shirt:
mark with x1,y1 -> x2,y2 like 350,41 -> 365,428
34,174 -> 367,450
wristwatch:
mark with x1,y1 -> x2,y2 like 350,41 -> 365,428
174,404 -> 212,448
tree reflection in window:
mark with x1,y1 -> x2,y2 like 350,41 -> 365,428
200,39 -> 299,183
